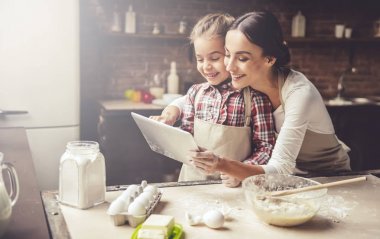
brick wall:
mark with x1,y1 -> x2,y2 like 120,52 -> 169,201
81,0 -> 380,138
83,0 -> 380,98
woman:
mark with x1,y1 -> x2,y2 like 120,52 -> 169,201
191,11 -> 351,184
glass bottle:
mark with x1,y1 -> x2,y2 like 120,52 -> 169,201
179,20 -> 187,34
167,61 -> 179,94
59,141 -> 105,209
110,5 -> 121,32
291,11 -> 306,37
125,5 -> 136,34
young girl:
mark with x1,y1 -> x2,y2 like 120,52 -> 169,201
151,13 -> 275,185
191,11 -> 351,182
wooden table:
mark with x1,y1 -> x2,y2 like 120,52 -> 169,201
42,175 -> 380,239
0,128 -> 50,239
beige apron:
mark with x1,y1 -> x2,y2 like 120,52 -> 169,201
178,87 -> 252,181
277,70 -> 351,173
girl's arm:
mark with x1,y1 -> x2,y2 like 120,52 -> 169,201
149,96 -> 186,125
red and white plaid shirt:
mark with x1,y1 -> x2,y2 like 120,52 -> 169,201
180,80 -> 275,165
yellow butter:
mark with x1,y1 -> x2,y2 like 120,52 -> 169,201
141,214 -> 175,236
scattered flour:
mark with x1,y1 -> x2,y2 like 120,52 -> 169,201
318,195 -> 358,222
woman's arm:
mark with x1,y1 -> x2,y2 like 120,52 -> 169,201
263,87 -> 313,174
190,150 -> 264,180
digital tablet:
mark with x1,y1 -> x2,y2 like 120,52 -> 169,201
131,112 -> 198,165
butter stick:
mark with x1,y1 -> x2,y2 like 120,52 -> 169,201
141,214 -> 175,236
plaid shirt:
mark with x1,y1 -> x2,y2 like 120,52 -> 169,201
180,80 -> 275,165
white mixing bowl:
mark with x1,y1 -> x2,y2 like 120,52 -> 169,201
242,174 -> 327,227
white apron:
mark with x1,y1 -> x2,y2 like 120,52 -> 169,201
178,87 -> 252,181
277,70 -> 351,173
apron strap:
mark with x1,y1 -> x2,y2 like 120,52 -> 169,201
193,85 -> 204,109
243,87 -> 252,127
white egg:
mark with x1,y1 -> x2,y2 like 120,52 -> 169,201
203,210 -> 224,229
143,190 -> 155,199
118,196 -> 133,211
107,198 -> 125,215
123,185 -> 138,198
144,185 -> 158,196
136,185 -> 143,194
134,195 -> 150,208
139,192 -> 154,204
120,190 -> 133,201
127,184 -> 138,191
141,180 -> 148,188
128,200 -> 146,216
133,190 -> 140,198
185,212 -> 202,226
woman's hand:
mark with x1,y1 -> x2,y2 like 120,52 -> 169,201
221,173 -> 241,187
190,149 -> 221,175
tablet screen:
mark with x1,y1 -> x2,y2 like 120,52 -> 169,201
131,112 -> 198,165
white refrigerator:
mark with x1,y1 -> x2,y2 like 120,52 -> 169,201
0,0 -> 80,190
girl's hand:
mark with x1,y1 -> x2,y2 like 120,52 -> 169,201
150,105 -> 180,126
149,114 -> 177,125
221,173 -> 241,187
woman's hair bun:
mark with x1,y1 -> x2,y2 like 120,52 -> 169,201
276,42 -> 290,67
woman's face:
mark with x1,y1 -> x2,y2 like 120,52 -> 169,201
224,29 -> 272,90
194,36 -> 230,85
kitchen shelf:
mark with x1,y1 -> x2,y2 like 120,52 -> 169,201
285,37 -> 380,47
102,32 -> 189,44
285,37 -> 380,64
103,32 -> 380,48
104,32 -> 380,47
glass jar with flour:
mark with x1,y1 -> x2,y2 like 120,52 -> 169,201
59,141 -> 106,209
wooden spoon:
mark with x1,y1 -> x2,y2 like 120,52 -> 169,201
267,176 -> 367,197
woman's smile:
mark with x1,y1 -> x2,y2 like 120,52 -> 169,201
230,74 -> 245,81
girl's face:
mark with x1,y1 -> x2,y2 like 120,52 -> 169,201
193,36 -> 230,85
224,29 -> 272,90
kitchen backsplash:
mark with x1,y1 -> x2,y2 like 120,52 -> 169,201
81,0 -> 380,100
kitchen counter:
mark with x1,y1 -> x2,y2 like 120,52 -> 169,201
0,128 -> 50,239
42,175 -> 380,239
99,100 -> 164,116
324,97 -> 380,107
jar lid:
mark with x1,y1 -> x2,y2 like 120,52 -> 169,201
66,141 -> 99,151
